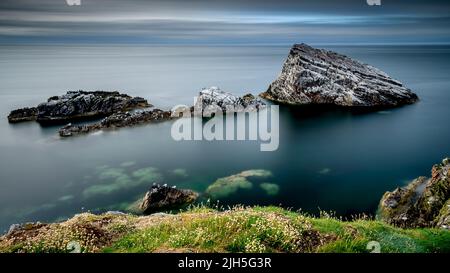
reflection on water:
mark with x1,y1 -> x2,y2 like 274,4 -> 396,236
0,45 -> 449,232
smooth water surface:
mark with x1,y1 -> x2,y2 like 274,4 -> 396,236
0,45 -> 449,232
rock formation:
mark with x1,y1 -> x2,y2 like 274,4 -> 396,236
261,43 -> 419,107
59,109 -> 172,137
7,107 -> 38,123
195,87 -> 266,116
8,91 -> 150,123
139,184 -> 198,214
379,158 -> 450,229
9,88 -> 267,136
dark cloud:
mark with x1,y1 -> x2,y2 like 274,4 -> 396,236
0,0 -> 449,44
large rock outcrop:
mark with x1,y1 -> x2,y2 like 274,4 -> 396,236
195,87 -> 266,116
379,158 -> 450,229
261,43 -> 419,107
8,91 -> 150,124
59,109 -> 172,137
139,184 -> 198,214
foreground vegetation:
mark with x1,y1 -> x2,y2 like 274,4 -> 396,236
1,206 -> 449,253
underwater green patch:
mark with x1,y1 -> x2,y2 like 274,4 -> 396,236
172,168 -> 189,178
82,166 -> 162,198
132,167 -> 162,183
260,183 -> 280,195
205,169 -> 272,199
120,161 -> 136,168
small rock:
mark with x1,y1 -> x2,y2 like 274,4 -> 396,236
139,184 -> 198,214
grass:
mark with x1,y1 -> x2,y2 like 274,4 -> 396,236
104,206 -> 450,253
2,205 -> 450,253
105,206 -> 318,253
311,217 -> 450,253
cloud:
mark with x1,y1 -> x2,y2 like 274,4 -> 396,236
1,0 -> 450,44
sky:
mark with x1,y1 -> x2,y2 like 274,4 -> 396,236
0,0 -> 450,45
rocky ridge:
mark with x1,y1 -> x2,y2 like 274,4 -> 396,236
59,109 -> 172,137
59,87 -> 267,137
8,91 -> 150,124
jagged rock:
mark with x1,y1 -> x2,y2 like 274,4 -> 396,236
5,222 -> 47,238
436,200 -> 450,230
379,158 -> 450,228
59,109 -> 172,137
139,184 -> 198,214
6,224 -> 23,236
261,43 -> 419,107
7,107 -> 38,123
8,91 -> 150,124
195,87 -> 266,116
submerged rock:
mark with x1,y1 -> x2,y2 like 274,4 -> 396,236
195,87 -> 266,116
82,166 -> 162,199
205,169 -> 273,199
59,109 -> 172,137
259,183 -> 280,196
261,43 -> 418,107
379,158 -> 450,228
8,91 -> 150,124
139,184 -> 198,214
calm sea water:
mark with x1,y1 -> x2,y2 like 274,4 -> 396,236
0,45 -> 449,232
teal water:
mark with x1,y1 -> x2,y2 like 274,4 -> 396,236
0,45 -> 449,232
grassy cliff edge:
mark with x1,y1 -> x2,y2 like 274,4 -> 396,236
1,206 -> 449,253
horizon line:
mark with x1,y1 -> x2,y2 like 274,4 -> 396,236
1,42 -> 450,47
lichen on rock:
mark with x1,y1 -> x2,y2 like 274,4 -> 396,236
436,199 -> 450,230
379,158 -> 450,228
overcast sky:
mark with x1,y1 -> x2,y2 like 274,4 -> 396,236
1,0 -> 449,44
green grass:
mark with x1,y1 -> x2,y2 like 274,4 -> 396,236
105,206 -> 318,253
2,206 -> 449,253
311,218 -> 450,253
104,206 -> 450,253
